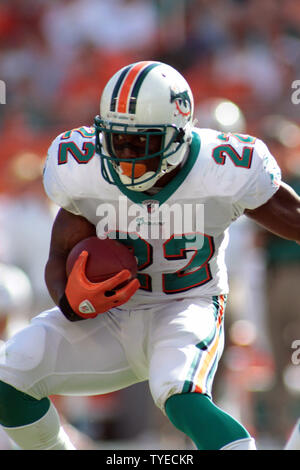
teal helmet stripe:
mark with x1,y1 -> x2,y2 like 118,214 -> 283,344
128,62 -> 160,114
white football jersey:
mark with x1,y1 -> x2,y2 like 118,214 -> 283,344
43,126 -> 281,307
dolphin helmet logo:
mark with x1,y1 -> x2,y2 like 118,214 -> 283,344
170,88 -> 192,118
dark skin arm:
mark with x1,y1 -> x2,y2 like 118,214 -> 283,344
245,182 -> 300,243
45,208 -> 96,306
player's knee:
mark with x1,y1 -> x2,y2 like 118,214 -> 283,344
149,377 -> 182,413
149,350 -> 189,413
0,380 -> 50,427
1,325 -> 47,372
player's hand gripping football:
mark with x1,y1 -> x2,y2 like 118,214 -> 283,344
64,250 -> 140,319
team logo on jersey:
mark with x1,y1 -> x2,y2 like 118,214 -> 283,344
170,88 -> 192,118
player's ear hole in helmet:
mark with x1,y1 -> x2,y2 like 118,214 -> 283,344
94,61 -> 194,192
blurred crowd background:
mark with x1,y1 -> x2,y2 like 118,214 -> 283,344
0,0 -> 300,450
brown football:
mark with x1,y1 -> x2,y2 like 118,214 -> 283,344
66,236 -> 138,283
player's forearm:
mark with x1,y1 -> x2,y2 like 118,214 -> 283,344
246,207 -> 300,242
45,255 -> 68,306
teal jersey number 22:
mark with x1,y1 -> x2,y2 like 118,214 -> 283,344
108,231 -> 215,294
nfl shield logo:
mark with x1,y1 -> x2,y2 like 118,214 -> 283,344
142,199 -> 159,214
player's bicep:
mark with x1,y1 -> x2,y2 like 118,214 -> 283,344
45,209 -> 96,305
48,208 -> 96,259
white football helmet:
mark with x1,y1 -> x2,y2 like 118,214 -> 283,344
94,61 -> 194,191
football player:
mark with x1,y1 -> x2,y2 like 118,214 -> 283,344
0,61 -> 299,450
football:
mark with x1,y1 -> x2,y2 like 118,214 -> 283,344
66,236 -> 138,283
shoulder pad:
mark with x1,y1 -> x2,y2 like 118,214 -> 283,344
43,126 -> 97,214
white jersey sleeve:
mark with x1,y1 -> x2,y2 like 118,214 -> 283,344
43,127 -> 98,216
43,132 -> 81,214
197,129 -> 281,219
231,137 -> 281,212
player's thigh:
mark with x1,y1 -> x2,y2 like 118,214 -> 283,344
149,296 -> 226,411
0,307 -> 140,399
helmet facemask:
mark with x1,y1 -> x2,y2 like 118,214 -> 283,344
94,118 -> 187,191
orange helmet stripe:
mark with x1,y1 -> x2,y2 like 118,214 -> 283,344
117,61 -> 153,114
